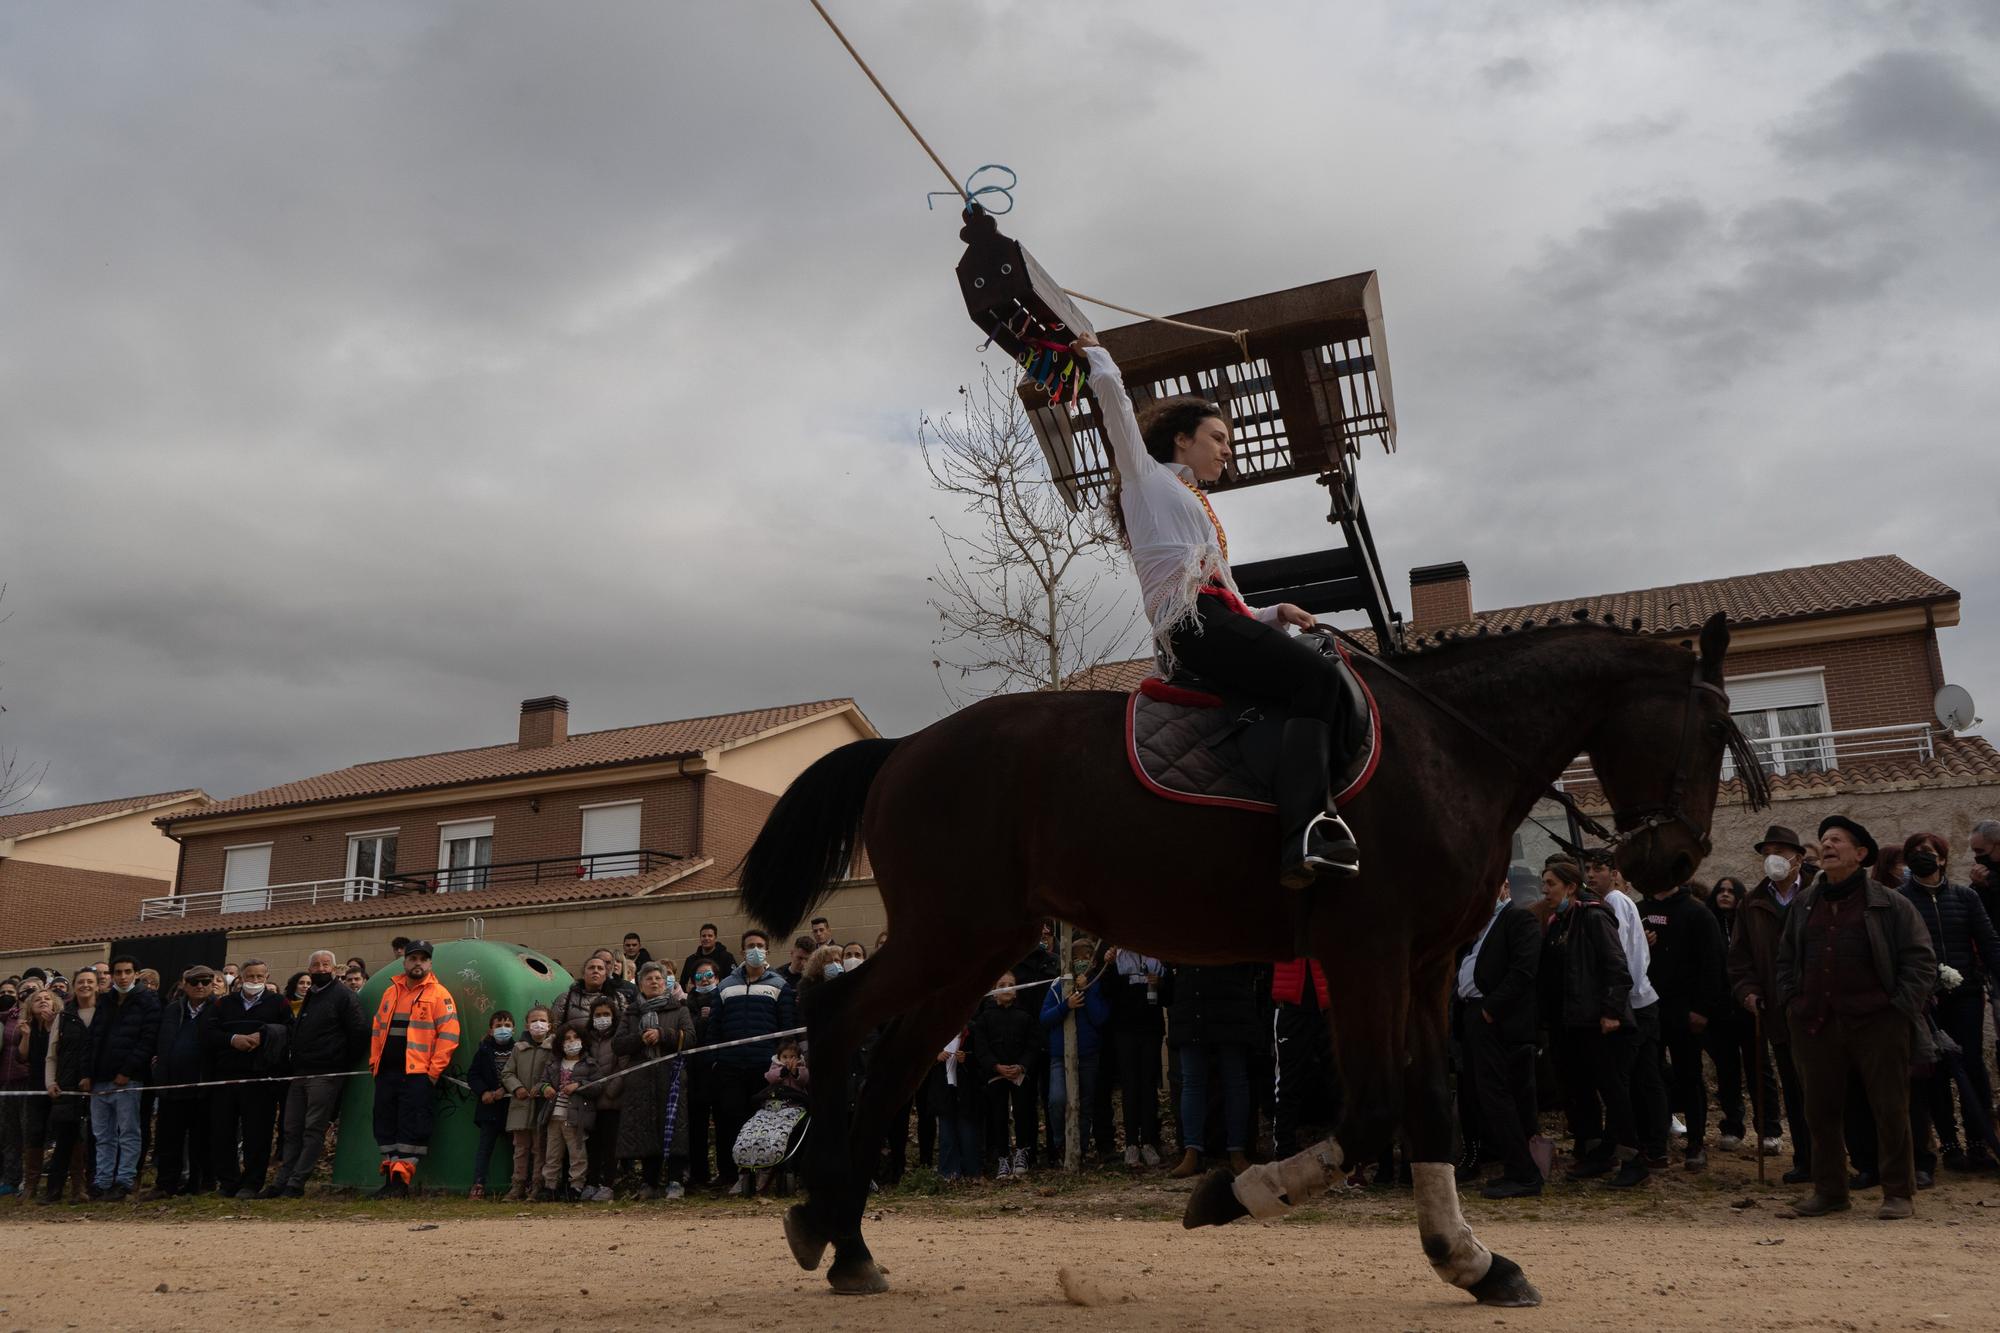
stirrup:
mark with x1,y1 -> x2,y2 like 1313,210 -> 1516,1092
1281,813 -> 1359,888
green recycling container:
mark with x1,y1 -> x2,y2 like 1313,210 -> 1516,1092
331,939 -> 572,1193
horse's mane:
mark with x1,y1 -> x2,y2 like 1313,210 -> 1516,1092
1393,606 -> 1655,660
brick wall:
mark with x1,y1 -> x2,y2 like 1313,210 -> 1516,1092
1410,567 -> 1473,632
684,775 -> 780,891
176,776 -> 700,896
1724,630 -> 1940,733
0,859 -> 170,952
1706,781 -> 2000,888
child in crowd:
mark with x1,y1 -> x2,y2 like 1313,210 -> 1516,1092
538,1021 -> 599,1201
579,996 -> 626,1201
932,1026 -> 984,1182
499,1005 -> 555,1202
467,1009 -> 515,1200
755,1036 -> 812,1194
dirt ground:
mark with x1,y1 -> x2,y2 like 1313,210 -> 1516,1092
5,1151 -> 1998,1332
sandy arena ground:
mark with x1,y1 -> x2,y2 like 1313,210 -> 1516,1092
5,1157 -> 1998,1332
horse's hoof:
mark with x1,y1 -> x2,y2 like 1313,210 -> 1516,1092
1181,1166 -> 1250,1229
1469,1253 -> 1541,1308
827,1257 -> 890,1295
783,1204 -> 829,1272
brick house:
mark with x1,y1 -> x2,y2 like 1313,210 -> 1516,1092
0,789 -> 209,962
55,696 -> 882,977
1074,554 -> 1996,882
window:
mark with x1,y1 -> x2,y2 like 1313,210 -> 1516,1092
346,830 -> 399,901
1727,669 -> 1831,776
580,800 -> 642,879
221,843 -> 273,914
437,819 -> 494,893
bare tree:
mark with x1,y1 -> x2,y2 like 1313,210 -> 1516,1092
922,365 -> 1138,701
0,584 -> 45,815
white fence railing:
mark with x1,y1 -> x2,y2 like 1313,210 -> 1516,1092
1557,721 -> 1938,789
139,876 -> 397,921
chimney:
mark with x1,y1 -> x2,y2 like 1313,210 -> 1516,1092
519,695 -> 569,749
1409,562 -> 1473,631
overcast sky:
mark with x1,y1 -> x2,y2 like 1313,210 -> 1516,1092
3,1 -> 1996,812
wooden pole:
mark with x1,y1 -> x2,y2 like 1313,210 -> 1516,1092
1058,920 -> 1082,1172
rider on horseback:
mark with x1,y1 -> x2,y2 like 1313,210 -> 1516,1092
1074,332 -> 1360,887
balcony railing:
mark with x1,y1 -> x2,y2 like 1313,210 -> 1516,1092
1557,722 -> 1938,790
137,849 -> 684,922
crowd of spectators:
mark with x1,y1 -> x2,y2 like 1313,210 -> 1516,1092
4,818 -> 1995,1211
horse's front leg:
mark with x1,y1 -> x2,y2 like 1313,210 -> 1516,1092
1403,955 -> 1541,1308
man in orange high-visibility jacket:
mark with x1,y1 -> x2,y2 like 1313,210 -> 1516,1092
368,940 -> 460,1196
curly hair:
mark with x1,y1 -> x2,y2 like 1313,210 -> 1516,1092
1106,394 -> 1230,544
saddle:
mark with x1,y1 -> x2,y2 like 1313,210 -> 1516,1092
1125,632 -> 1380,812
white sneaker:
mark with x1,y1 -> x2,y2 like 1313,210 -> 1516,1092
1717,1134 -> 1743,1152
1759,1136 -> 1783,1154
726,1177 -> 749,1197
1670,1115 -> 1687,1138
1012,1148 -> 1029,1175
1124,1146 -> 1141,1168
1140,1144 -> 1162,1168
664,1182 -> 685,1199
995,1157 -> 1013,1178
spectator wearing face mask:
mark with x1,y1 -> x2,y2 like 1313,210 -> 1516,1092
539,1021 -> 601,1201
268,949 -> 368,1198
1898,831 -> 2000,1173
208,959 -> 294,1198
0,978 -> 27,1196
500,1005 -> 556,1201
683,924 -> 736,994
614,962 -> 697,1198
577,996 -> 627,1201
712,931 -> 796,1196
365,941 -> 460,1198
1732,824 -> 1815,1182
683,961 -> 724,1188
84,955 -> 159,1200
466,1010 -> 517,1200
932,1026 -> 984,1182
17,989 -> 61,1201
972,972 -> 1040,1177
1105,948 -> 1167,1168
1042,940 -> 1111,1163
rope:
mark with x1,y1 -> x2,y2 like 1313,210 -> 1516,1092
804,0 -> 1252,360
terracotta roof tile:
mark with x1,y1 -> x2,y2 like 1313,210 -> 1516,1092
0,790 -> 206,842
1448,555 -> 1954,639
60,856 -> 715,945
167,700 -> 861,825
1562,737 -> 2000,809
1063,556 -> 1953,689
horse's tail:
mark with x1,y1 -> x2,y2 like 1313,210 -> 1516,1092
738,737 -> 901,938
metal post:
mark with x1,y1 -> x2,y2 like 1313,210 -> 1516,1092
1058,920 -> 1082,1172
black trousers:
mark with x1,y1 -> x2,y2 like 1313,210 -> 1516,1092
585,1109 -> 620,1187
1554,1027 -> 1603,1151
985,1077 -> 1038,1163
1466,1004 -> 1540,1183
371,1069 -> 436,1173
711,1066 -> 766,1186
1769,1036 -> 1813,1169
152,1095 -> 211,1194
1112,1027 -> 1162,1150
1272,1000 -> 1339,1157
1931,991 -> 1993,1154
1706,1016 -> 1781,1139
44,1116 -> 85,1199
1630,1004 -> 1670,1159
211,1084 -> 279,1193
1582,1024 -> 1640,1154
684,1067 -> 716,1184
1662,1024 -> 1710,1151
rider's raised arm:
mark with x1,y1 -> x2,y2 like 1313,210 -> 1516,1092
1078,344 -> 1151,481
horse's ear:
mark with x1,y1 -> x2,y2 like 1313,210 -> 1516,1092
1698,612 -> 1729,681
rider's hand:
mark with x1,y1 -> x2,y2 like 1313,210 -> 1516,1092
1070,331 -> 1101,352
1272,603 -> 1316,630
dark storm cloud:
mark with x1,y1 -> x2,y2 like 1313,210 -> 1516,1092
2,1 -> 1997,813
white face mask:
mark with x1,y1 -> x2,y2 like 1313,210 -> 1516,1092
563,1042 -> 583,1057
1764,854 -> 1794,882
592,1016 -> 613,1032
528,1021 -> 550,1039
239,982 -> 265,998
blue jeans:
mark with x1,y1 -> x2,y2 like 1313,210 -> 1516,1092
1047,1053 -> 1100,1158
90,1082 -> 146,1188
936,1113 -> 983,1179
1179,1043 -> 1251,1154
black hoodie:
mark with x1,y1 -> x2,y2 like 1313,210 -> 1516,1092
1640,887 -> 1728,1032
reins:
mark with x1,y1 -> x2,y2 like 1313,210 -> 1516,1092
1306,624 -> 1764,859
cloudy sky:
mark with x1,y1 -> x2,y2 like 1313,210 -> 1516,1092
3,0 -> 1996,811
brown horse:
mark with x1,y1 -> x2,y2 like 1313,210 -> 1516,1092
741,612 -> 1766,1304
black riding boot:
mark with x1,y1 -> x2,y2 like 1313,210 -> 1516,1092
1277,717 -> 1359,889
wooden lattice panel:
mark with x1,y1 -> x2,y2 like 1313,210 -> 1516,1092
1020,273 -> 1397,511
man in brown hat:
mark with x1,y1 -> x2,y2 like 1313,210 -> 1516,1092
1775,815 -> 1936,1219
1731,823 -> 1813,1181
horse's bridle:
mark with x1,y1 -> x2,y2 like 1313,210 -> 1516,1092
1311,626 -> 1767,860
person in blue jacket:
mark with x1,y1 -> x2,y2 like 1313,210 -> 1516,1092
1042,939 -> 1112,1162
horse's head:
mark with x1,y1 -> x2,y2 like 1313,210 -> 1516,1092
1584,612 -> 1770,892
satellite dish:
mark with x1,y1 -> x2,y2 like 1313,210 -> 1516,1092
1934,683 -> 1979,732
